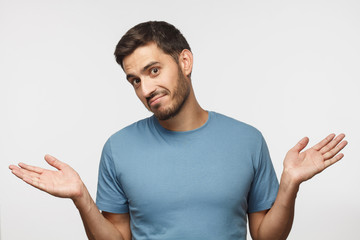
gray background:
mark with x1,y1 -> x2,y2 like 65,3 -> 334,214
1,0 -> 359,239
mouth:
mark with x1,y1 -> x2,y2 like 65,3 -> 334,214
148,94 -> 166,107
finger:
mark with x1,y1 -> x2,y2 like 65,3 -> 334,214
9,164 -> 20,172
323,140 -> 348,160
291,137 -> 309,153
10,164 -> 47,192
19,167 -> 42,179
10,166 -> 43,189
324,153 -> 345,169
319,133 -> 346,154
312,133 -> 336,151
9,165 -> 26,179
18,162 -> 44,174
44,154 -> 64,170
10,165 -> 41,180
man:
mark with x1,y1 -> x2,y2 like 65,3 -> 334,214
9,21 -> 347,240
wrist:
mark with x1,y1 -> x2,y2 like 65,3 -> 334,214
280,170 -> 301,196
72,183 -> 92,211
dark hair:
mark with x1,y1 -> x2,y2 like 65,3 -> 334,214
114,21 -> 191,69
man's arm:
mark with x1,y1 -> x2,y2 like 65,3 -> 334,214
9,154 -> 131,240
102,212 -> 131,239
248,133 -> 347,240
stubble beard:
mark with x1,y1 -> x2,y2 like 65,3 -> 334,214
150,68 -> 191,121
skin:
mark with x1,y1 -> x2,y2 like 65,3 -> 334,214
124,42 -> 194,123
9,42 -> 348,240
123,42 -> 208,131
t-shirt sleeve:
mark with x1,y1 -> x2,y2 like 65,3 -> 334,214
96,138 -> 129,213
247,135 -> 279,213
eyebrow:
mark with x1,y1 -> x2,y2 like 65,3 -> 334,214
126,61 -> 160,81
142,61 -> 160,73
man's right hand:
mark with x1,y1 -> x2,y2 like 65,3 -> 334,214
9,154 -> 131,240
9,154 -> 85,201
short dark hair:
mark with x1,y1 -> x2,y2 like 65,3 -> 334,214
114,21 -> 191,69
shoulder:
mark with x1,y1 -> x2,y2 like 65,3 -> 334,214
104,116 -> 154,147
210,111 -> 263,140
100,116 -> 155,161
113,116 -> 152,137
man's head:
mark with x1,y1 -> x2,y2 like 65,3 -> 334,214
114,21 -> 192,73
116,21 -> 194,121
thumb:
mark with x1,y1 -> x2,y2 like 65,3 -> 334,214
44,154 -> 64,170
291,137 -> 309,153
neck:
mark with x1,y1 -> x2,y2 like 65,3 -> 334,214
157,89 -> 208,132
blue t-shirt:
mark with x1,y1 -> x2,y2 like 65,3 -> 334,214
96,112 -> 279,240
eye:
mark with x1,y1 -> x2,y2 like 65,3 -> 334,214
150,67 -> 159,76
131,78 -> 141,87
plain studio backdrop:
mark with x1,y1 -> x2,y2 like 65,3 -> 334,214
1,0 -> 359,239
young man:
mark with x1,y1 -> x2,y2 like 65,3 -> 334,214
9,21 -> 347,240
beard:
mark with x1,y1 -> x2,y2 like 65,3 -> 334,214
148,67 -> 191,121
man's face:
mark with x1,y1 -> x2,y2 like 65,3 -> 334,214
123,42 -> 190,120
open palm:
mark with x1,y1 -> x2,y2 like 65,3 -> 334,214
9,154 -> 84,200
284,133 -> 347,185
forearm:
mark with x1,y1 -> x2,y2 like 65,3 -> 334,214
254,171 -> 300,240
253,133 -> 347,240
73,184 -> 124,240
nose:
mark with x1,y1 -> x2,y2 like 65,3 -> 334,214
140,77 -> 156,99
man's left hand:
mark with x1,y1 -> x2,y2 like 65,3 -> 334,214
283,133 -> 347,185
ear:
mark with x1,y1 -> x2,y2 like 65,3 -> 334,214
179,49 -> 193,77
